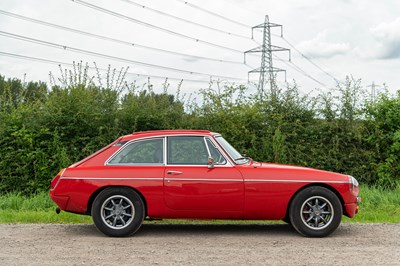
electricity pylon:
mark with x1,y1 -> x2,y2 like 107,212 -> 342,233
367,81 -> 381,103
245,15 -> 290,96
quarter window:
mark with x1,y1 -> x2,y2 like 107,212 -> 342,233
167,136 -> 208,165
206,139 -> 226,164
108,138 -> 164,165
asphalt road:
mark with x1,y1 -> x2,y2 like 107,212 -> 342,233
0,223 -> 399,265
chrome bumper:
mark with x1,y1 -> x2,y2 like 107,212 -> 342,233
356,196 -> 362,204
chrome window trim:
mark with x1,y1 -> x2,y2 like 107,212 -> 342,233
105,133 -> 234,167
210,135 -> 235,165
105,137 -> 165,166
163,135 -> 168,167
204,137 -> 229,166
107,163 -> 165,166
213,135 -> 248,165
165,164 -> 233,168
204,137 -> 211,157
166,135 -> 209,166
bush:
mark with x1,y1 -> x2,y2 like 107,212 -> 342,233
0,70 -> 399,194
366,91 -> 400,188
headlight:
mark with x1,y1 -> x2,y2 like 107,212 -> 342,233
348,175 -> 359,195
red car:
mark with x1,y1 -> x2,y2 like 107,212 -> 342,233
50,130 -> 360,237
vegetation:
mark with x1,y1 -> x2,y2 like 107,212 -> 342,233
342,184 -> 400,223
1,185 -> 399,223
0,63 -> 399,196
0,192 -> 91,223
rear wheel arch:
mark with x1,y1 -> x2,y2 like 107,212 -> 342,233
91,187 -> 145,236
86,186 -> 148,217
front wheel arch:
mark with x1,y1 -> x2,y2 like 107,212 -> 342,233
283,183 -> 345,223
288,185 -> 343,237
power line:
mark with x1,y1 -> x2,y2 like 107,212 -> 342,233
173,0 -> 340,85
0,9 -> 248,66
0,51 -> 218,83
273,54 -> 327,87
281,36 -> 340,84
287,62 -> 327,87
0,30 -> 248,81
175,0 -> 252,29
71,0 -> 246,54
1,1 -> 336,89
119,0 -> 251,39
253,32 -> 335,87
252,26 -> 340,85
172,0 -> 340,87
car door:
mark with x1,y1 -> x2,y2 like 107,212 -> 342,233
164,135 -> 244,214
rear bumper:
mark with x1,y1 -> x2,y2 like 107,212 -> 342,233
49,190 -> 69,210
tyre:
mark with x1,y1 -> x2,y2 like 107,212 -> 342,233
282,216 -> 291,224
289,186 -> 342,237
91,187 -> 145,237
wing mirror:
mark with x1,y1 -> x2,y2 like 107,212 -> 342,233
207,156 -> 215,169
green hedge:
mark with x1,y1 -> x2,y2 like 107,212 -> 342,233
0,73 -> 399,194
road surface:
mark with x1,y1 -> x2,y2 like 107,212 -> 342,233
0,223 -> 399,265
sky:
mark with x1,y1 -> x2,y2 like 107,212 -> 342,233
0,0 -> 399,97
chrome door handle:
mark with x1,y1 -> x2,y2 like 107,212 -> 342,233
167,171 -> 183,175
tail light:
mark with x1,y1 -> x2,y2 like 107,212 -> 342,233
50,169 -> 65,189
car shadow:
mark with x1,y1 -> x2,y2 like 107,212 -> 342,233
136,223 -> 298,237
62,223 -> 101,237
63,222 -> 299,237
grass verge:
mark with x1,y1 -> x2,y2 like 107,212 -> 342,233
0,185 -> 399,224
343,185 -> 400,223
0,192 -> 91,224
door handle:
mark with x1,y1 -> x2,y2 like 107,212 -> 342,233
167,171 -> 183,175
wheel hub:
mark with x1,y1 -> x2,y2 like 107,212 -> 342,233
300,196 -> 334,230
313,206 -> 322,216
113,206 -> 124,216
100,195 -> 135,230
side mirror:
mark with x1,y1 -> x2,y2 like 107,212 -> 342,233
207,156 -> 215,169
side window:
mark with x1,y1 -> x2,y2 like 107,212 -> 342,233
206,139 -> 227,165
168,136 -> 208,165
108,138 -> 164,165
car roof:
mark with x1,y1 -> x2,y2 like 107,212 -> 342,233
120,130 -> 218,142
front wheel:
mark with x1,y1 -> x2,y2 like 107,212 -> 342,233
289,186 -> 342,237
92,187 -> 145,237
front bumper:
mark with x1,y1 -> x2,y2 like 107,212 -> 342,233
345,196 -> 361,218
356,196 -> 362,204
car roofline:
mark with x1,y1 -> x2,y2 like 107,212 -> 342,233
132,130 -> 212,135
117,130 -> 220,146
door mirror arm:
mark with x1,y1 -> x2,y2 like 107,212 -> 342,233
207,156 -> 215,169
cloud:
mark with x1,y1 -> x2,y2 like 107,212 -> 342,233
370,17 -> 400,59
297,30 -> 350,59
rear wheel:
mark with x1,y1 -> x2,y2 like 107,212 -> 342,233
289,186 -> 342,237
92,187 -> 144,237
